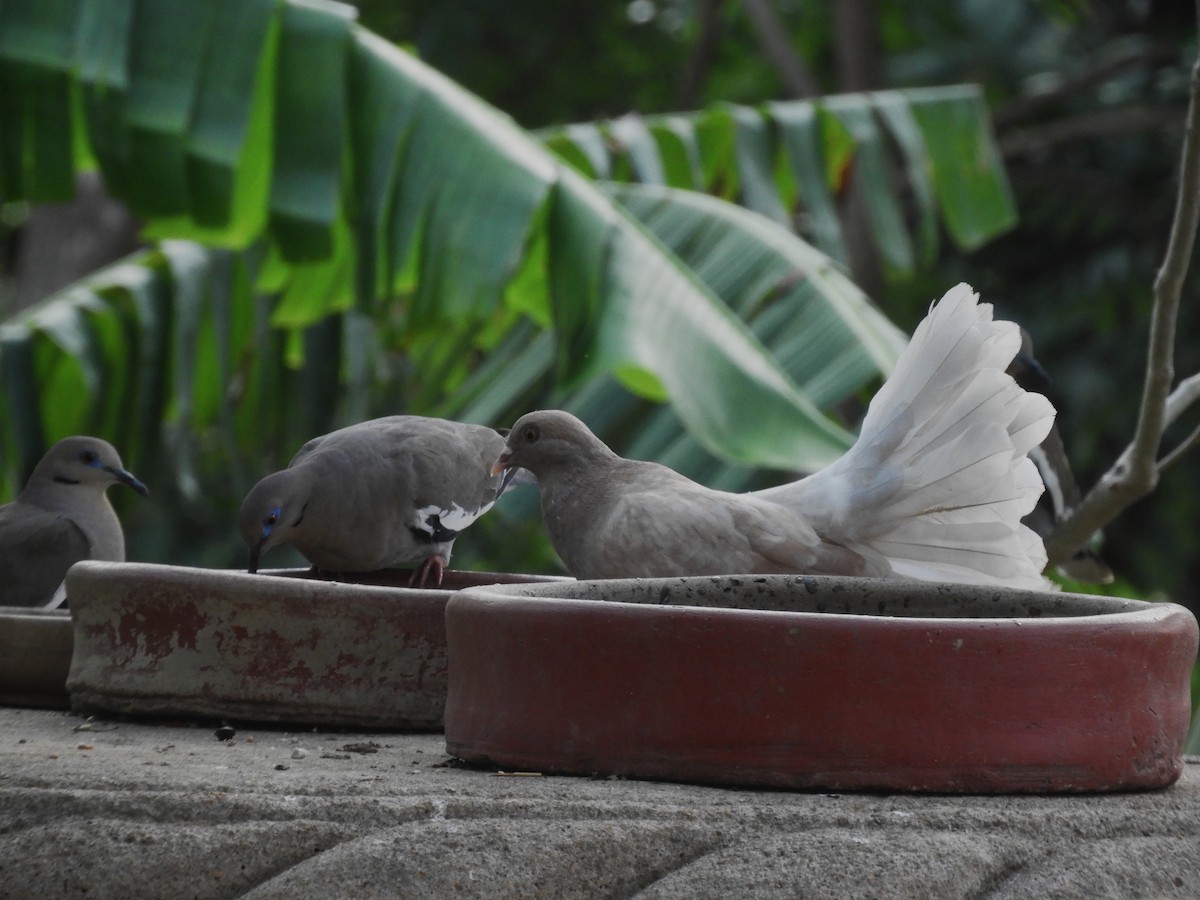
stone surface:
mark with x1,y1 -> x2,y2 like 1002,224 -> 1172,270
1,707 -> 1198,898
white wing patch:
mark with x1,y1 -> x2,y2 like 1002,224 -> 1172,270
1029,445 -> 1068,517
47,580 -> 68,609
413,500 -> 495,536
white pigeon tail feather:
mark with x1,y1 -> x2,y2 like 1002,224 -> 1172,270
755,283 -> 1056,589
1008,392 -> 1057,456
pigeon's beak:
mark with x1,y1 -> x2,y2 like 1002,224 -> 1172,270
491,450 -> 513,477
107,465 -> 150,497
248,537 -> 265,574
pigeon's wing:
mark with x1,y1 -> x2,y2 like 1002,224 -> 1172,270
0,502 -> 90,607
288,415 -> 423,467
397,420 -> 509,542
287,434 -> 326,467
563,469 -> 826,579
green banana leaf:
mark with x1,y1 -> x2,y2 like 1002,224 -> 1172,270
541,85 -> 1016,272
0,178 -> 904,567
0,0 -> 1011,570
1,0 -> 896,471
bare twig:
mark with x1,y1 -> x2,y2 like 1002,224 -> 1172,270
827,0 -> 884,296
740,0 -> 821,99
676,0 -> 724,109
1156,373 -> 1200,471
993,43 -> 1177,128
1158,422 -> 1200,472
1163,371 -> 1200,428
1000,105 -> 1184,158
1044,15 -> 1200,567
832,0 -> 882,92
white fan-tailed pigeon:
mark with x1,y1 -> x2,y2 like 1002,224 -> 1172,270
494,284 -> 1057,589
239,416 -> 522,586
0,436 -> 149,608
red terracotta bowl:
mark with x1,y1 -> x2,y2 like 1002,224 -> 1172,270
64,561 -> 566,728
444,575 -> 1199,793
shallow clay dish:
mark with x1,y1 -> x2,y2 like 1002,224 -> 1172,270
65,561 -> 566,728
0,607 -> 72,709
444,575 -> 1199,793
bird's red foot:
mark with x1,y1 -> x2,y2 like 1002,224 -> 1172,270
409,555 -> 447,588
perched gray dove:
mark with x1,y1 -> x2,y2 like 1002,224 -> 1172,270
239,415 -> 522,586
0,436 -> 149,608
1010,330 -> 1113,584
494,284 -> 1056,589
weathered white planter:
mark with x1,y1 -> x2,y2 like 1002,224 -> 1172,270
444,575 -> 1199,793
65,561 -> 567,728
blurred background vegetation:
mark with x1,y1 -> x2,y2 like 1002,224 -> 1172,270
389,0 -> 1200,597
1,0 -> 1197,617
362,0 -> 1200,603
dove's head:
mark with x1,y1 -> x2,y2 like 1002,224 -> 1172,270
492,410 -> 615,480
238,469 -> 308,574
31,436 -> 149,498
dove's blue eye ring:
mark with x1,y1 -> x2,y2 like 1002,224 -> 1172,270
79,449 -> 99,465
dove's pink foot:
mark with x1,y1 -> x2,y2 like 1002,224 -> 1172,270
410,554 -> 447,588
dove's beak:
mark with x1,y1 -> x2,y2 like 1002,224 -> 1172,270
491,450 -> 513,477
107,465 -> 150,497
248,536 -> 265,574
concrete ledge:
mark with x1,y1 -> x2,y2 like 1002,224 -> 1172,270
1,707 -> 1197,898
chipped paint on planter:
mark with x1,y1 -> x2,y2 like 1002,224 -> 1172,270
444,575 -> 1199,793
65,561 -> 567,728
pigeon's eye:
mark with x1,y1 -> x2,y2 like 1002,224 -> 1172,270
79,449 -> 99,465
263,512 -> 279,528
523,424 -> 540,444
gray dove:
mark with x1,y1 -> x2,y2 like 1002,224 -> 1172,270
239,416 -> 521,586
494,284 -> 1056,589
0,436 -> 149,608
1010,329 -> 1113,584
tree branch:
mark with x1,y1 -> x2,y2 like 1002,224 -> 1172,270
1156,372 -> 1200,471
832,0 -> 883,93
993,43 -> 1177,129
739,0 -> 820,99
1000,105 -> 1184,158
1158,422 -> 1200,472
1044,19 -> 1200,567
676,0 -> 724,109
1163,370 -> 1200,428
828,0 -> 884,296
